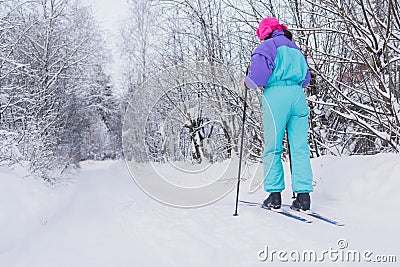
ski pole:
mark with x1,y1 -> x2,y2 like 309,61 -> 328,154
286,131 -> 296,199
233,79 -> 249,216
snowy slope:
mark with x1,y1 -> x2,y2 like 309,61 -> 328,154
0,154 -> 399,267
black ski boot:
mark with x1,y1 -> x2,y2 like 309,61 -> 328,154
291,193 -> 311,211
263,192 -> 281,209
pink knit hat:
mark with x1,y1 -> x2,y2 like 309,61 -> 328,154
256,17 -> 288,40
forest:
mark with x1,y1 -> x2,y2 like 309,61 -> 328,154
1,0 -> 399,181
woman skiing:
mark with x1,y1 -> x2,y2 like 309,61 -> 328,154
244,17 -> 313,211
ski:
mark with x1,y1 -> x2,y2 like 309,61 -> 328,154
282,204 -> 344,226
239,200 -> 312,224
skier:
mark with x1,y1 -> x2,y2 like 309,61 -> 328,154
244,17 -> 313,211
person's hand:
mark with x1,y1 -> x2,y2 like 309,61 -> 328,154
242,79 -> 247,89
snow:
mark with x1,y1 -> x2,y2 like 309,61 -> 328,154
0,154 -> 399,266
0,93 -> 8,104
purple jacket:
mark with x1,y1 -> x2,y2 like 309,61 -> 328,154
245,30 -> 311,89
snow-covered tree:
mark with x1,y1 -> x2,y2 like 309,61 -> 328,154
0,0 -> 121,181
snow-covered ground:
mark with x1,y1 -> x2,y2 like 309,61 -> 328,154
0,154 -> 399,266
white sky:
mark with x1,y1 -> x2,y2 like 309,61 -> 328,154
82,0 -> 129,34
80,0 -> 130,92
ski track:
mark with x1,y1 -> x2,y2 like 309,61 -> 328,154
1,155 -> 400,267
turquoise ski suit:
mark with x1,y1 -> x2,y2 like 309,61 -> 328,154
245,30 -> 313,193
